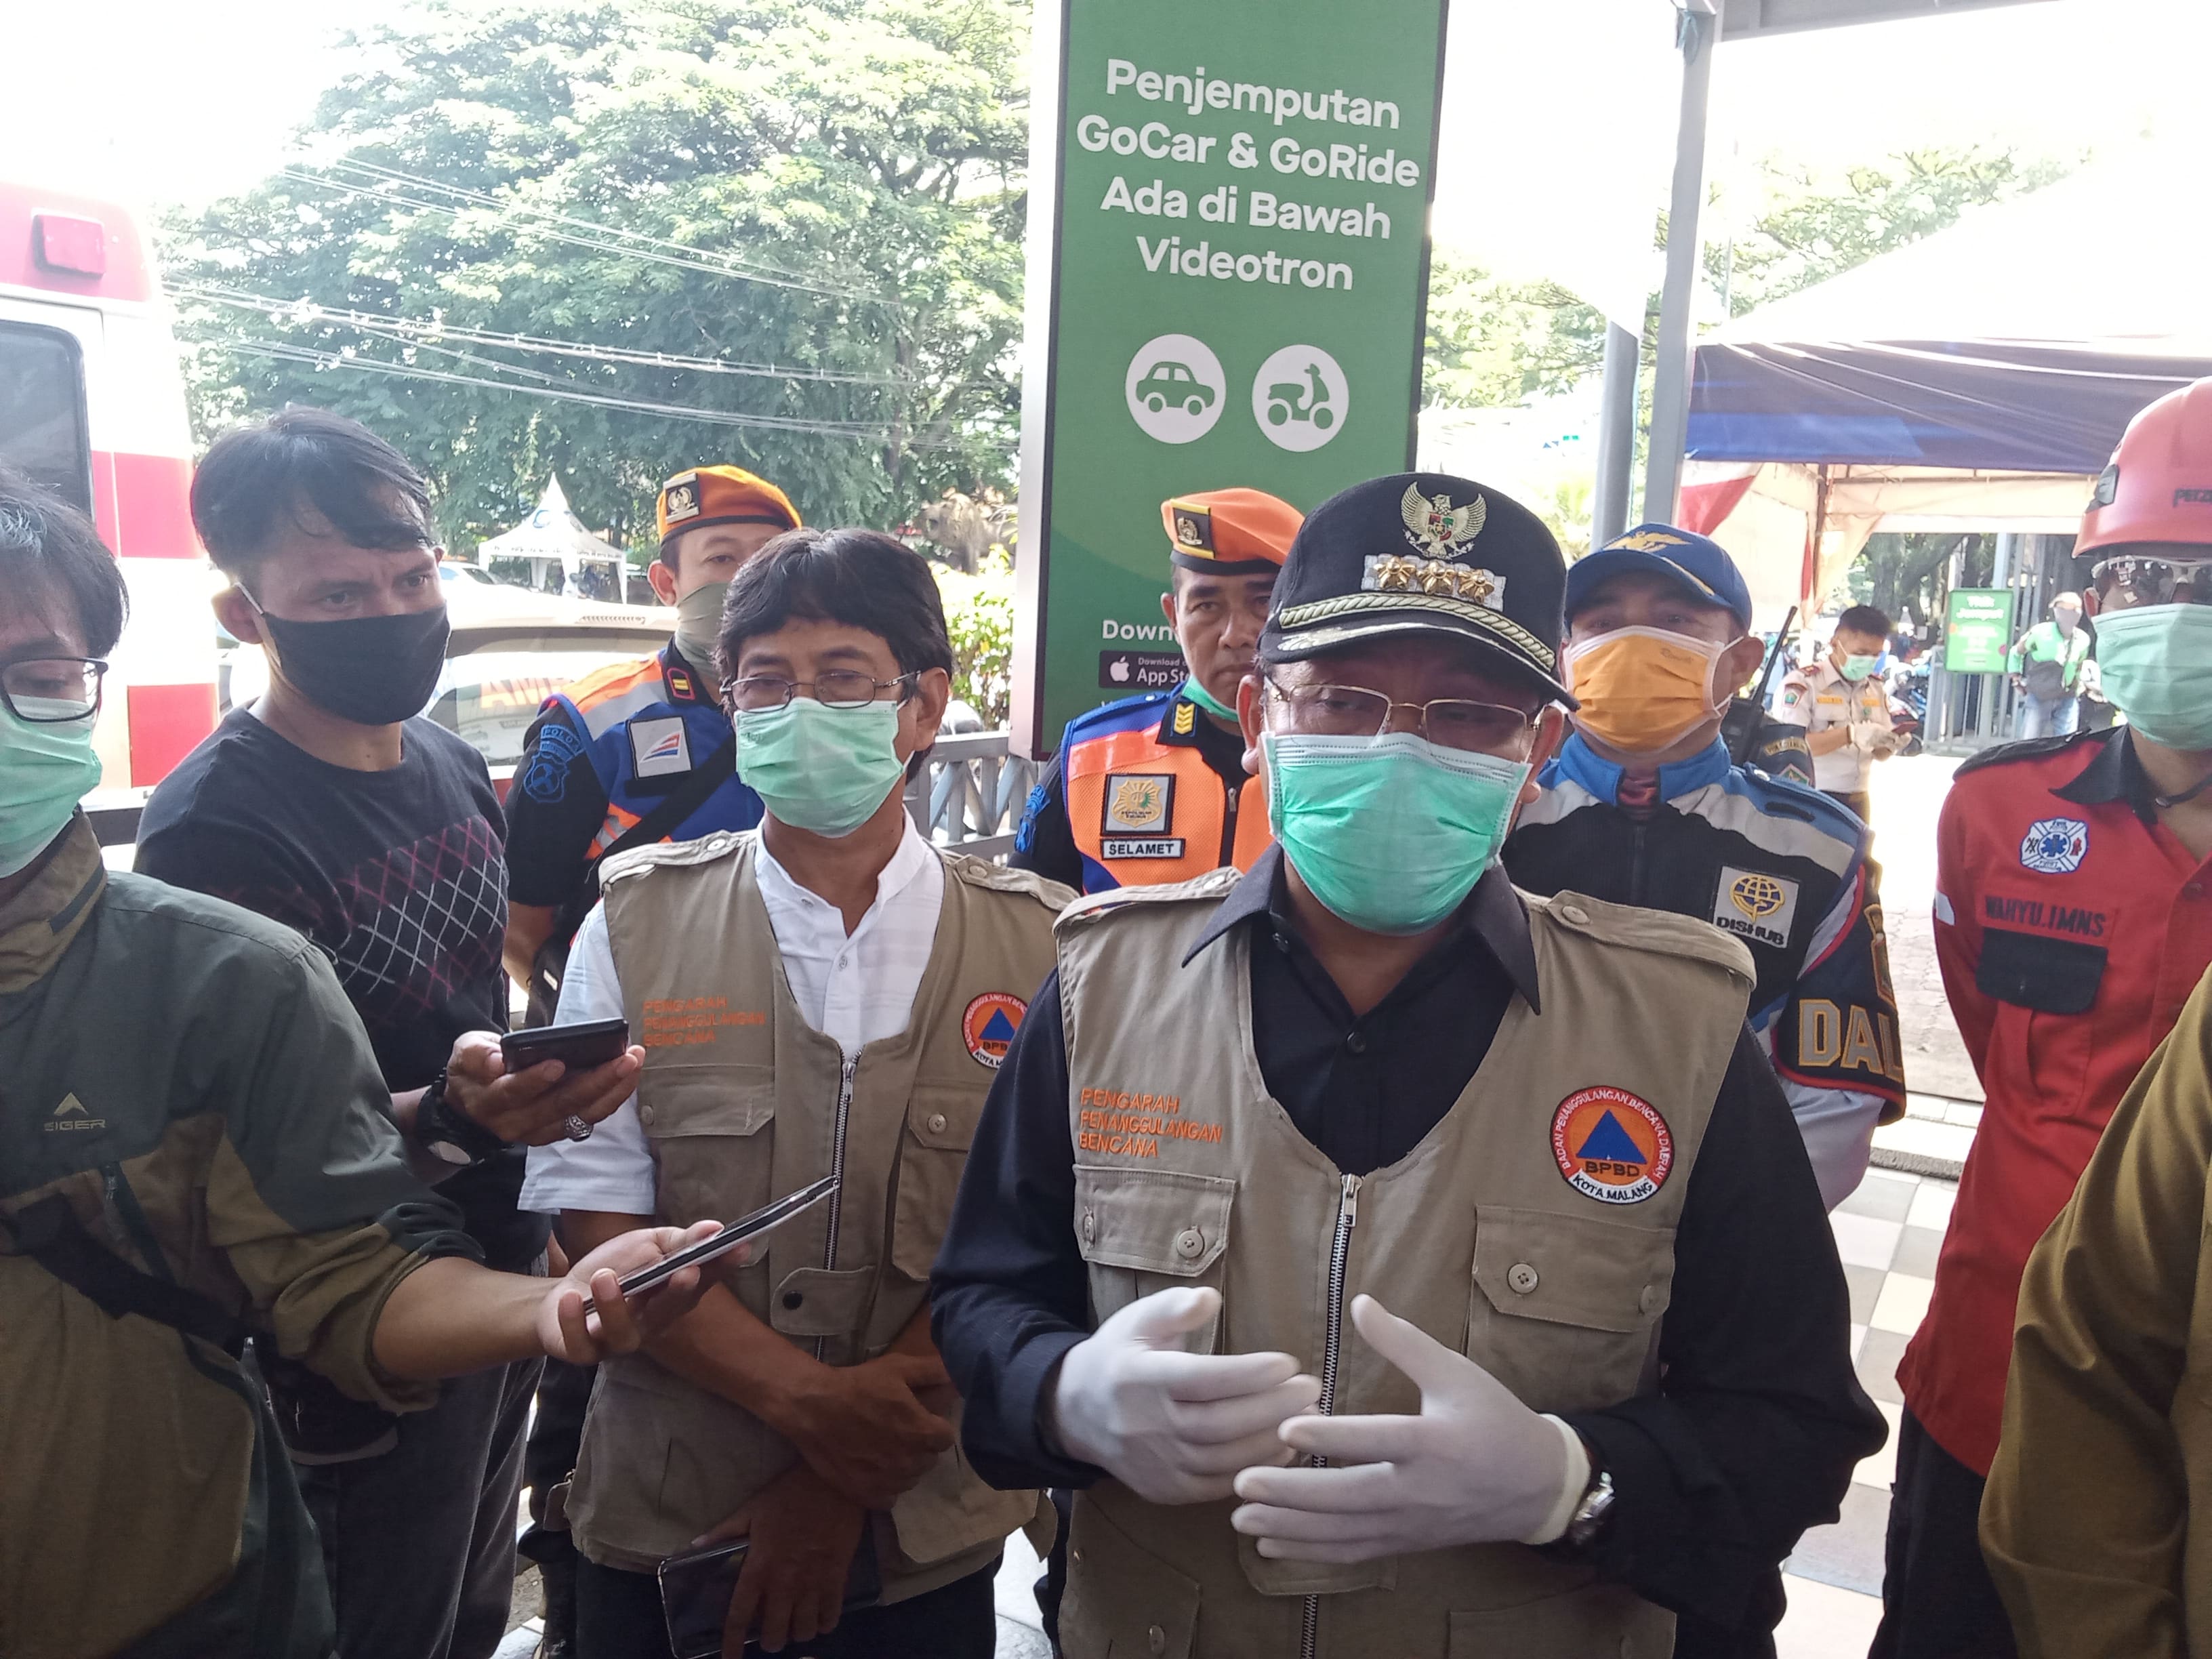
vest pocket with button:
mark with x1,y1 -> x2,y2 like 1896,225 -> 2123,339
636,1065 -> 775,1229
889,1084 -> 990,1281
1059,1491 -> 1202,1659
1468,1205 -> 1673,1416
1073,1165 -> 1235,1352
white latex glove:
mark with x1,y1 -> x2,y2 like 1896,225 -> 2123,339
1847,720 -> 1886,754
1050,1286 -> 1321,1506
1229,1294 -> 1585,1562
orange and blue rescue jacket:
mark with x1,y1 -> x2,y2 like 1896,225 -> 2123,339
1010,689 -> 1269,894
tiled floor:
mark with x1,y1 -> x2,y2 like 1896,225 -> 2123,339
1778,1166 -> 1959,1654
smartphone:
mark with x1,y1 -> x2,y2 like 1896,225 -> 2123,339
593,1176 -> 840,1313
500,1017 -> 631,1074
658,1532 -> 882,1658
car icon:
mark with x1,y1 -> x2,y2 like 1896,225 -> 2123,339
1136,360 -> 1216,417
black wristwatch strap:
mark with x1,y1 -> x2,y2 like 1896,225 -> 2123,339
413,1069 -> 508,1164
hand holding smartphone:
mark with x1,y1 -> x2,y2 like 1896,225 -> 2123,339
500,1017 -> 632,1074
589,1176 -> 839,1317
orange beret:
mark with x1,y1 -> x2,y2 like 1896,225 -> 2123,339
657,465 -> 800,546
1162,488 -> 1300,573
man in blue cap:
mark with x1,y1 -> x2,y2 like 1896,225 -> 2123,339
1503,523 -> 1904,1208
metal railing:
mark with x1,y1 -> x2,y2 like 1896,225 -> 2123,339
906,730 -> 1042,861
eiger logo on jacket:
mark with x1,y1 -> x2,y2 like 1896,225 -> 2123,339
43,1092 -> 107,1134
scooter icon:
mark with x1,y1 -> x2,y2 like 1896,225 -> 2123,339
1265,361 -> 1335,431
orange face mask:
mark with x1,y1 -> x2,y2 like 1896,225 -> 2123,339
1563,626 -> 1728,754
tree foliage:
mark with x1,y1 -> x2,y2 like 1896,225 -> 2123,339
163,0 -> 1029,550
1420,256 -> 1608,412
1712,147 -> 2070,320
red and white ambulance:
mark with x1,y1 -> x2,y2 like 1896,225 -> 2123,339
1,177 -> 216,804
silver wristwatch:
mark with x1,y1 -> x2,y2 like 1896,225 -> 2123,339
1561,1465 -> 1616,1552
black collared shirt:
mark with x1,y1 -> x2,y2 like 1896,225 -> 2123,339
1189,852 -> 1538,1176
2050,723 -> 2163,824
932,848 -> 1883,1650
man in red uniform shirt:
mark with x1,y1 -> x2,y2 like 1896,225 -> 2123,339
1877,377 -> 2212,1658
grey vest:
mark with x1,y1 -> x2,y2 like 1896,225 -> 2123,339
569,830 -> 1067,1596
1053,872 -> 1754,1659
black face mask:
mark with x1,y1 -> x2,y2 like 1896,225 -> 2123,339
252,602 -> 452,726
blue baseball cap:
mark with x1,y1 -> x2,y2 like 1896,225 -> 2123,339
1565,523 -> 1753,632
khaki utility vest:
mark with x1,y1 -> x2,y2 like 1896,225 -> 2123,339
569,830 -> 1067,1597
1052,872 -> 1755,1659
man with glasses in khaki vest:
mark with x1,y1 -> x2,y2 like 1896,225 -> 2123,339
933,474 -> 1883,1658
523,529 -> 1069,1658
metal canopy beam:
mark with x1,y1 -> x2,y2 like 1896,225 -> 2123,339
1720,0 -> 2055,41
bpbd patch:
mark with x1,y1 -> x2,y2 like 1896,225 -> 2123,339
962,993 -> 1027,1069
1552,1086 -> 1673,1205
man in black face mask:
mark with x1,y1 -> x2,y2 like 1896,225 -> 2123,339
138,407 -> 645,1659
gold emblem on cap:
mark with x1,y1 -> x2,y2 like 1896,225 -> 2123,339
1610,529 -> 1687,552
1363,556 -> 1507,610
1171,505 -> 1213,550
1400,485 -> 1487,559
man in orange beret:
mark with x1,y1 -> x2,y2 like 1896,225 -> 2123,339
503,464 -> 799,1010
498,463 -> 795,1655
1012,487 -> 1298,893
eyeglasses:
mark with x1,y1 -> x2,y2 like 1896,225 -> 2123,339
725,670 -> 917,713
0,658 -> 106,723
2092,556 -> 2212,607
1265,679 -> 1539,755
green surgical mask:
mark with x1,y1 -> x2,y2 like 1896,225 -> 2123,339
1263,730 -> 1529,936
672,581 -> 729,678
1839,653 -> 1880,682
1179,676 -> 1238,722
2091,605 -> 2212,751
737,697 -> 905,838
0,700 -> 102,877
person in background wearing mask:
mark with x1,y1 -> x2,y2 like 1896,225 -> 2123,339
1504,525 -> 1903,1208
933,475 -> 1882,1659
1012,489 -> 1299,893
1775,603 -> 1899,821
2006,590 -> 2092,739
0,469 -> 726,1659
1875,376 -> 2212,1659
499,465 -> 794,1653
504,465 -> 796,1023
136,410 -> 647,1659
523,529 -> 1067,1659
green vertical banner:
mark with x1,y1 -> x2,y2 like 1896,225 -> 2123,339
1944,588 -> 2015,674
1012,0 -> 1452,754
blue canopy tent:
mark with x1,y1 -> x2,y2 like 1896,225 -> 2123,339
1679,140 -> 2212,613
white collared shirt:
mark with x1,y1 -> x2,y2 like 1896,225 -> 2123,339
519,820 -> 947,1216
1775,657 -> 1891,792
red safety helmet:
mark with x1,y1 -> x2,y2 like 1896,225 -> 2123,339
2078,375 -> 2212,558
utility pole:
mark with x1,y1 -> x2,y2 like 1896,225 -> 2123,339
1590,322 -> 1641,545
1642,0 -> 1718,526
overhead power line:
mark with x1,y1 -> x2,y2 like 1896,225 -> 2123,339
326,157 -> 837,296
276,166 -> 881,306
218,337 -> 941,443
171,282 -> 932,388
